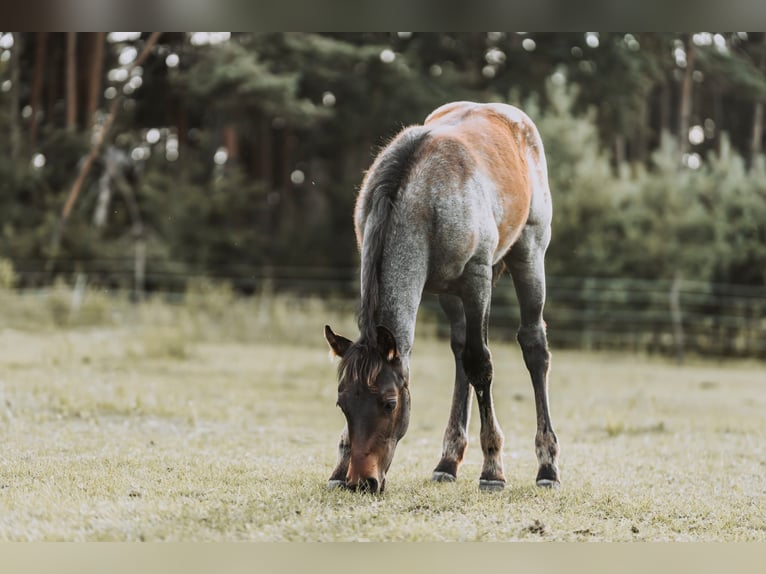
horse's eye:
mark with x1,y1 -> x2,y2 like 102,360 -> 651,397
383,399 -> 397,412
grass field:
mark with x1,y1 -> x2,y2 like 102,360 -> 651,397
0,290 -> 764,541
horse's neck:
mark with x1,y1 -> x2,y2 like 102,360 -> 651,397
372,246 -> 428,363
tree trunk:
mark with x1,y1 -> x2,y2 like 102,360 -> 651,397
86,32 -> 106,129
46,33 -> 60,127
678,35 -> 695,157
659,80 -> 671,137
223,123 -> 239,162
258,114 -> 273,187
635,100 -> 649,163
9,33 -> 21,163
66,32 -> 78,131
30,32 -> 48,150
751,33 -> 766,159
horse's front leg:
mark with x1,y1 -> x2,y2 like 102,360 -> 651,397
327,424 -> 351,488
432,294 -> 472,482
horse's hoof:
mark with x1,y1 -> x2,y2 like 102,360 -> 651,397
327,479 -> 346,490
536,478 -> 561,489
431,471 -> 456,483
479,479 -> 505,492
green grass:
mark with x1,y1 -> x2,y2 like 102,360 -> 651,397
0,290 -> 764,540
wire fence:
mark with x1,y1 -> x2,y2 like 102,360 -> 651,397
9,259 -> 766,359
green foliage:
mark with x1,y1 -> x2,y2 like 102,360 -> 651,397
2,33 -> 766,302
528,77 -> 628,278
173,37 -> 330,126
523,75 -> 766,287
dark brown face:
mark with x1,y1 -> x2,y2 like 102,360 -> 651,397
325,325 -> 410,494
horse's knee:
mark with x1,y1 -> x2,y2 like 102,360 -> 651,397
463,345 -> 492,389
517,324 -> 550,373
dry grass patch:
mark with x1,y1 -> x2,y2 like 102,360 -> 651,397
0,321 -> 764,541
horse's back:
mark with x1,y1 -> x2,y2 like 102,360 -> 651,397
421,101 -> 551,264
355,101 -> 551,292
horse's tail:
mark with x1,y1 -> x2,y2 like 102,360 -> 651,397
357,127 -> 429,343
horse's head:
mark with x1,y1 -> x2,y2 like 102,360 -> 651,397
324,324 -> 410,494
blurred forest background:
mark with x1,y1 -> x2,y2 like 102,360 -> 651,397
1,32 -> 765,357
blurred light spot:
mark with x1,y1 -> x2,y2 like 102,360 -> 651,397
380,49 -> 396,63
485,47 -> 506,65
104,86 -> 118,100
322,91 -> 336,107
1,80 -> 12,92
737,32 -> 749,40
692,70 -> 704,82
131,147 -> 147,161
190,32 -> 210,46
397,32 -> 412,39
165,53 -> 180,68
683,153 -> 702,170
214,147 -> 228,165
693,33 -> 712,46
713,34 -> 728,54
191,32 -> 231,46
290,170 -> 305,185
146,128 -> 161,144
108,32 -> 141,43
131,66 -> 143,77
0,33 -> 14,49
122,83 -> 135,95
674,47 -> 687,68
0,51 -> 9,63
210,32 -> 231,44
522,38 -> 536,52
166,148 -> 179,162
571,46 -> 583,58
624,34 -> 640,51
487,32 -> 505,42
32,153 -> 46,169
129,76 -> 143,90
585,32 -> 599,48
22,105 -> 33,119
118,46 -> 138,66
551,70 -> 567,86
689,125 -> 705,146
108,68 -> 129,82
429,64 -> 442,77
482,65 -> 496,78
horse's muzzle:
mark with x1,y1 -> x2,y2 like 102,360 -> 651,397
344,476 -> 385,494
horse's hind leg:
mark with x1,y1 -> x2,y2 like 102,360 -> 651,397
461,261 -> 506,491
432,294 -> 472,482
507,234 -> 560,488
327,424 -> 351,488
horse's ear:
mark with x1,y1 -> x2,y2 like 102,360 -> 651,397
325,325 -> 352,358
376,325 -> 399,362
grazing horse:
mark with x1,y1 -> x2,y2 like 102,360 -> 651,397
324,101 -> 559,494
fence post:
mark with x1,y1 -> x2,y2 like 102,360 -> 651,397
669,271 -> 685,364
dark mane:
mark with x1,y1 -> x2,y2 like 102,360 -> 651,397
338,342 -> 385,391
357,128 -> 430,343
